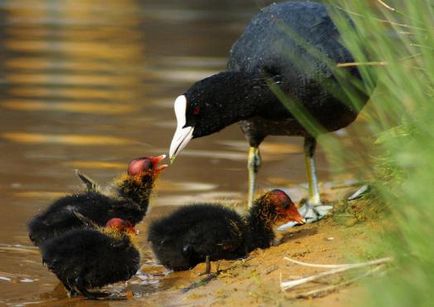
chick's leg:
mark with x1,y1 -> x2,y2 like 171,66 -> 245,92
199,255 -> 212,276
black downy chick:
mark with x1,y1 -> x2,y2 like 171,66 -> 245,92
28,155 -> 167,246
41,218 -> 140,299
148,189 -> 304,271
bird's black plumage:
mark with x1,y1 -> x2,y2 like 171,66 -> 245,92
41,219 -> 140,299
28,156 -> 165,246
228,1 -> 366,144
169,1 -> 371,214
181,1 -> 366,143
148,189 -> 304,271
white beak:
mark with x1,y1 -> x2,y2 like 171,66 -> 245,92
169,125 -> 194,162
169,95 -> 195,163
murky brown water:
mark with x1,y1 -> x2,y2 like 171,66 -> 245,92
0,0 -> 361,305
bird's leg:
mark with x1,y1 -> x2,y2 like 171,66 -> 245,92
304,136 -> 320,205
199,255 -> 212,276
63,282 -> 79,297
205,255 -> 211,275
247,146 -> 261,208
276,137 -> 332,231
299,136 -> 332,222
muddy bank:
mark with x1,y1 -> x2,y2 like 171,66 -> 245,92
139,217 -> 376,306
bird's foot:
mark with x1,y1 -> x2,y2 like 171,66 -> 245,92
299,202 -> 333,223
81,290 -> 128,300
66,289 -> 80,297
76,283 -> 111,300
81,290 -> 109,300
277,201 -> 332,230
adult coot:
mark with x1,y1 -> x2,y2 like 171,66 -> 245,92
28,155 -> 167,246
168,1 -> 369,221
148,189 -> 304,272
41,218 -> 140,299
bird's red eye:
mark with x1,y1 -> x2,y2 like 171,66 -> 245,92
192,106 -> 200,115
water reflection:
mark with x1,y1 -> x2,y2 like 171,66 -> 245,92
2,132 -> 136,145
1,100 -> 134,114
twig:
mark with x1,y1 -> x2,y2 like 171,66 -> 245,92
376,0 -> 396,11
337,61 -> 387,67
347,185 -> 370,201
290,265 -> 385,299
281,257 -> 392,290
330,181 -> 366,190
284,257 -> 353,269
181,272 -> 219,293
284,256 -> 391,269
333,5 -> 427,31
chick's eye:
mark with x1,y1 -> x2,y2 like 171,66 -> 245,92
143,159 -> 153,170
192,106 -> 200,115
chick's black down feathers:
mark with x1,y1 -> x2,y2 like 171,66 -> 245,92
41,227 -> 140,297
148,204 -> 247,271
148,190 -> 303,271
28,156 -> 164,246
28,192 -> 143,246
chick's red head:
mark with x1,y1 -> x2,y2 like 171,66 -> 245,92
128,155 -> 168,178
106,218 -> 137,235
266,189 -> 305,225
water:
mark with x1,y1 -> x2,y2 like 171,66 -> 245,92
0,0 -> 357,304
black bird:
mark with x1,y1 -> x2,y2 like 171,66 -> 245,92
28,155 -> 167,246
168,1 -> 370,221
148,189 -> 305,271
41,218 -> 140,299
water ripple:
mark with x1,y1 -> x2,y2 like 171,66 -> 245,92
2,132 -> 135,145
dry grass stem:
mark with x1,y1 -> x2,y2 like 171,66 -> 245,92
288,265 -> 386,299
337,61 -> 387,68
281,257 -> 392,290
375,0 -> 396,11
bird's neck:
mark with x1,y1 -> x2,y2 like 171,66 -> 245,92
245,203 -> 276,251
188,71 -> 282,127
228,72 -> 278,119
116,174 -> 154,211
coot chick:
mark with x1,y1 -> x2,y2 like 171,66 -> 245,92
168,1 -> 370,221
28,155 -> 167,246
41,218 -> 140,299
148,189 -> 304,271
